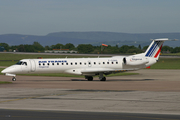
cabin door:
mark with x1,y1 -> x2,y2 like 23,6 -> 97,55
29,60 -> 36,72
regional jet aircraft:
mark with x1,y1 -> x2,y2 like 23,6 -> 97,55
1,38 -> 171,81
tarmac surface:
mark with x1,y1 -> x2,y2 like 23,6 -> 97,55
0,69 -> 180,119
1,109 -> 180,120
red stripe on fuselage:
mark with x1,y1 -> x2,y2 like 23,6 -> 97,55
154,44 -> 163,58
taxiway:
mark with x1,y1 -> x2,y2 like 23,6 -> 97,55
0,69 -> 180,119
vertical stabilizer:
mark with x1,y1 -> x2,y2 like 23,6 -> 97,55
145,38 -> 168,59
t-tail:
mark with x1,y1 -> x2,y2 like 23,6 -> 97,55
122,38 -> 170,67
123,38 -> 172,67
144,38 -> 169,60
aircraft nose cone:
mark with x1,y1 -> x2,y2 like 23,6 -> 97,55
1,68 -> 7,74
1,65 -> 22,74
1,66 -> 16,74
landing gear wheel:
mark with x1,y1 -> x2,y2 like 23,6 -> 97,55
100,77 -> 106,81
12,77 -> 16,81
87,76 -> 93,81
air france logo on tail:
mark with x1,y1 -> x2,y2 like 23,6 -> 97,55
145,41 -> 163,58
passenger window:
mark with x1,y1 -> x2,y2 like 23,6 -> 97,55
66,63 -> 68,65
52,63 -> 54,65
112,62 -> 113,64
94,62 -> 96,65
71,63 -> 73,65
103,62 -> 105,64
75,62 -> 77,65
43,63 -> 45,66
84,62 -> 86,65
80,62 -> 82,65
116,62 -> 118,64
48,63 -> 49,65
62,63 -> 64,65
57,63 -> 59,65
39,63 -> 41,66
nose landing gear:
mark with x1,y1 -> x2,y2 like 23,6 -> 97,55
12,77 -> 16,81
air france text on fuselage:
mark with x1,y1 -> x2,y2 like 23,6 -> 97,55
38,60 -> 67,63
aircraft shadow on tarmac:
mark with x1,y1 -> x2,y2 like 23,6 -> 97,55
71,79 -> 155,81
26,78 -> 154,82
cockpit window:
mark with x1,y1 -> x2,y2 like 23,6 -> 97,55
16,61 -> 27,65
16,61 -> 23,65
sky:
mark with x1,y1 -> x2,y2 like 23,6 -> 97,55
0,0 -> 180,35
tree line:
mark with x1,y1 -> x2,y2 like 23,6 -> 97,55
0,42 -> 180,54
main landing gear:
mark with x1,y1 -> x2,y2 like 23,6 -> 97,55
85,76 -> 93,81
85,73 -> 106,81
99,73 -> 106,81
12,77 -> 16,81
100,77 -> 106,81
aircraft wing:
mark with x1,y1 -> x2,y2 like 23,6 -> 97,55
81,68 -> 136,75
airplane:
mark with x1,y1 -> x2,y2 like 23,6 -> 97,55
1,38 -> 171,81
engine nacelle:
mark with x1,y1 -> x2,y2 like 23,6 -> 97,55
123,57 -> 149,66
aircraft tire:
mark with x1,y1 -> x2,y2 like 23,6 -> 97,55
87,76 -> 93,81
12,77 -> 16,81
100,77 -> 106,81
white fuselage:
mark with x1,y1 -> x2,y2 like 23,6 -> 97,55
2,55 -> 155,77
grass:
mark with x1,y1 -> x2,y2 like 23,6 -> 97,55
162,52 -> 180,56
0,81 -> 12,84
0,68 -> 4,74
0,53 -> 98,60
0,61 -> 17,66
151,58 -> 180,69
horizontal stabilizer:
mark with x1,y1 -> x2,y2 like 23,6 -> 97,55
151,38 -> 178,41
